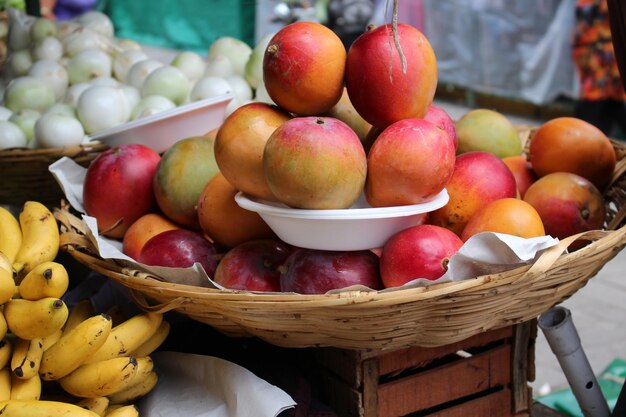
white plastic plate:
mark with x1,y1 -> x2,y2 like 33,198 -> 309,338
235,189 -> 449,251
88,93 -> 233,154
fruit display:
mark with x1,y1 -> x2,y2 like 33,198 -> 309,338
0,202 -> 168,414
64,17 -> 619,296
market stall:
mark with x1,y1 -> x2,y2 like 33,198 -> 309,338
0,3 -> 625,416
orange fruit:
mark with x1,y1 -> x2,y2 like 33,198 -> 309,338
460,198 -> 545,241
529,117 -> 616,190
122,213 -> 180,261
197,173 -> 276,248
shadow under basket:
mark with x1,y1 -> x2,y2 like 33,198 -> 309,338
0,143 -> 109,207
54,135 -> 626,351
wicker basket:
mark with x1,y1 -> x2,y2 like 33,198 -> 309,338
0,143 -> 109,207
54,136 -> 626,350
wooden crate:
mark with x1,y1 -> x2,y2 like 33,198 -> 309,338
309,321 -> 537,417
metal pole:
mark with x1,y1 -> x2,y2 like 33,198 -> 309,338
538,306 -> 611,417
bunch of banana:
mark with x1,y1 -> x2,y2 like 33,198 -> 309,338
0,202 -> 170,415
0,202 -> 59,277
40,308 -> 168,405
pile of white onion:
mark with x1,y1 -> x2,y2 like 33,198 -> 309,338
0,7 -> 276,151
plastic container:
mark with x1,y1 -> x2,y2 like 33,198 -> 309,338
88,93 -> 233,154
235,189 -> 450,251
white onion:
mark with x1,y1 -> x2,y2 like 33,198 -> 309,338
190,76 -> 232,102
76,11 -> 115,38
0,107 -> 12,121
30,18 -> 57,42
8,9 -> 35,51
32,36 -> 63,61
67,48 -> 112,85
89,77 -> 119,87
225,74 -> 253,102
171,51 -> 205,82
204,55 -> 234,78
131,95 -> 176,120
55,20 -> 81,41
63,82 -> 92,106
207,37 -> 252,76
140,65 -> 190,106
126,59 -> 163,89
45,102 -> 76,118
121,85 -> 141,111
8,109 -> 40,143
113,49 -> 148,82
4,76 -> 55,112
62,27 -> 114,57
244,32 -> 275,89
115,38 -> 142,53
0,121 -> 28,149
77,85 -> 130,134
8,49 -> 33,77
254,82 -> 275,104
35,112 -> 85,148
28,59 -> 69,100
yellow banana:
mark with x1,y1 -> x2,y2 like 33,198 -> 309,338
42,329 -> 62,351
103,404 -> 124,415
58,356 -> 138,398
0,368 -> 11,401
113,356 -> 153,389
108,370 -> 158,405
0,268 -> 16,306
84,312 -> 162,364
9,374 -> 40,400
0,252 -> 15,275
0,310 -> 7,342
103,404 -> 139,417
18,261 -> 69,301
76,397 -> 110,416
0,400 -> 100,416
10,338 -> 43,380
40,314 -> 112,381
4,298 -> 69,340
131,319 -> 170,357
12,201 -> 59,275
0,339 -> 12,369
63,299 -> 95,336
0,207 -> 22,264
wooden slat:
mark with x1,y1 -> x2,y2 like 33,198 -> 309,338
513,322 -> 532,413
362,359 -> 379,417
424,387 -> 514,417
375,326 -> 513,376
377,344 -> 511,417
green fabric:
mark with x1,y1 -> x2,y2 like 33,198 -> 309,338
97,0 -> 256,53
536,358 -> 626,416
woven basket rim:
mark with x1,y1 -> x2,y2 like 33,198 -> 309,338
56,213 -> 625,304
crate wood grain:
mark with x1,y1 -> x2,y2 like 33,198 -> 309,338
312,322 -> 535,417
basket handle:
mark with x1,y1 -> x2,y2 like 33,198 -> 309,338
129,289 -> 188,314
518,229 -> 612,284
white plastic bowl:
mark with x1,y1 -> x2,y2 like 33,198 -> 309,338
88,92 -> 233,153
235,189 -> 449,251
